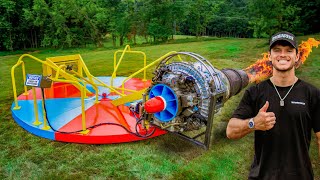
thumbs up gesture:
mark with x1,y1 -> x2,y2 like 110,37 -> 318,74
253,101 -> 276,131
259,101 -> 270,113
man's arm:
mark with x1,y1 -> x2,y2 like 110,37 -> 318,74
226,118 -> 254,139
226,101 -> 276,139
316,131 -> 320,160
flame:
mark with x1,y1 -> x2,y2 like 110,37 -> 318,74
244,53 -> 272,83
244,38 -> 320,83
298,38 -> 320,66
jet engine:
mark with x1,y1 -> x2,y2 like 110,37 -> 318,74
135,52 -> 249,148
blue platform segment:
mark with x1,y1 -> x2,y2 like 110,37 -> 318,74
44,98 -> 95,129
11,97 -> 95,140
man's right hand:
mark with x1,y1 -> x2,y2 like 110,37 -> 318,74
253,101 -> 276,131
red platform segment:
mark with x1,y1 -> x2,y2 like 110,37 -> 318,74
17,82 -> 94,100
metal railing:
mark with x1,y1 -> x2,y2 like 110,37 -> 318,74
11,54 -> 90,134
111,45 -> 147,90
119,51 -> 182,94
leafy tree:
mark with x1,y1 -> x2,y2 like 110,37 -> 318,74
141,0 -> 185,42
247,0 -> 300,37
183,0 -> 213,37
25,0 -> 112,48
80,0 -> 110,47
291,0 -> 320,35
0,0 -> 17,50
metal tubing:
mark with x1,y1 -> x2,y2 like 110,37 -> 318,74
21,62 -> 28,95
120,51 -> 178,93
111,45 -> 131,87
11,61 -> 23,110
204,94 -> 217,149
112,45 -> 148,85
41,89 -> 50,130
32,87 -> 42,126
79,85 -> 89,134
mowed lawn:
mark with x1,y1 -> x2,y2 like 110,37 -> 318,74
0,36 -> 319,179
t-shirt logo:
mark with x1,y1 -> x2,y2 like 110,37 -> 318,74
291,101 -> 305,105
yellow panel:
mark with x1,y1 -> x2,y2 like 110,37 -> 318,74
45,54 -> 82,78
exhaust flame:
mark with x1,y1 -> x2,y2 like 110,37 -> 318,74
244,38 -> 320,83
298,38 -> 320,66
244,53 -> 271,83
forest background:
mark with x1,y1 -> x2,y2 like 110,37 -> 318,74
1,0 -> 320,51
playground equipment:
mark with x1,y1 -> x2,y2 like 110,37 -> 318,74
11,46 -> 248,148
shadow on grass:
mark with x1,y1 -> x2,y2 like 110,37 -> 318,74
156,134 -> 205,160
153,120 -> 231,161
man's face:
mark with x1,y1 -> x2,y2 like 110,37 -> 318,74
269,44 -> 299,72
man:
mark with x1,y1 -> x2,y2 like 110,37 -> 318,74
226,31 -> 320,179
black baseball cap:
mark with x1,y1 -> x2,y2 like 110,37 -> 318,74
269,31 -> 297,50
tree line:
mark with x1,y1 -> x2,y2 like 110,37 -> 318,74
0,0 -> 319,51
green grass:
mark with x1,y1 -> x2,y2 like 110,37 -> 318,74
1,36 -> 320,179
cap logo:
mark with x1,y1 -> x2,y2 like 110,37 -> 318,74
272,33 -> 294,42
